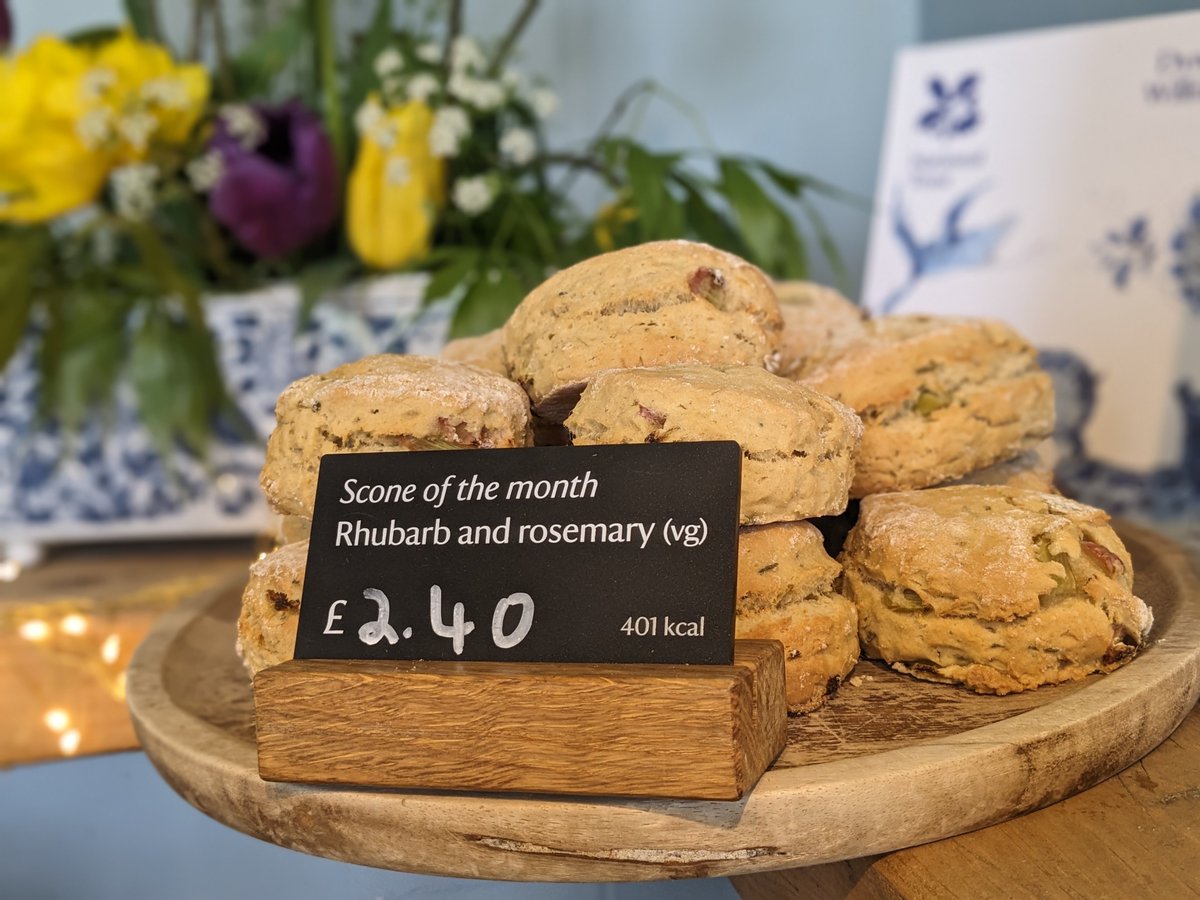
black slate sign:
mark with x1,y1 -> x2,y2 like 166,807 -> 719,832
295,442 -> 741,665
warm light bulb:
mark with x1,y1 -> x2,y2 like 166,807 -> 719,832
115,671 -> 127,701
19,620 -> 49,641
257,551 -> 268,560
0,560 -> 21,582
61,614 -> 88,636
101,634 -> 121,664
59,730 -> 82,756
43,709 -> 70,733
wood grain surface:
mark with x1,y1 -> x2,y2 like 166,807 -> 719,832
731,703 -> 1200,899
126,522 -> 1200,883
254,641 -> 786,800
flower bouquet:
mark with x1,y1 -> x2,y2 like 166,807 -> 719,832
0,0 -> 852,548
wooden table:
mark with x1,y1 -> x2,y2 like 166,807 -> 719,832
0,539 -> 262,766
732,700 -> 1200,898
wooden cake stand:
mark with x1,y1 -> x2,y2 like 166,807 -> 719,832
127,522 -> 1200,883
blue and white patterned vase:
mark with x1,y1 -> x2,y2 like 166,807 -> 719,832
0,274 -> 450,560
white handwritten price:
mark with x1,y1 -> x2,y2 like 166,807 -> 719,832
322,586 -> 535,655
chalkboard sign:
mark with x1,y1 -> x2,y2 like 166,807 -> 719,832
295,442 -> 741,665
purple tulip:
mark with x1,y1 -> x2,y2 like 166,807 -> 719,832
0,0 -> 12,52
208,102 -> 339,260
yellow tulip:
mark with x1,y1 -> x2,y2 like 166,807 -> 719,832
0,37 -> 106,223
593,193 -> 639,252
0,30 -> 209,224
347,97 -> 446,269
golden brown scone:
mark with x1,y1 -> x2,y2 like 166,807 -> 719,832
503,240 -> 783,421
735,521 -> 859,713
841,485 -> 1154,695
939,449 -> 1057,493
236,540 -> 306,676
802,315 -> 1055,497
261,354 -> 532,518
566,365 -> 863,524
440,328 -> 507,375
773,281 -> 868,378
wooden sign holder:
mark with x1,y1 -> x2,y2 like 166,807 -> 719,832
253,639 -> 786,801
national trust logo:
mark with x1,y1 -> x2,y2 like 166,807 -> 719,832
917,73 -> 981,137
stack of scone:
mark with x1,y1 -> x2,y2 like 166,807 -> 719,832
238,238 -> 1154,711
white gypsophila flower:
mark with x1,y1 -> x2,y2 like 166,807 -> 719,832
76,107 -> 114,149
450,35 -> 486,73
354,96 -> 396,148
185,151 -> 225,193
385,156 -> 411,186
111,163 -> 159,221
219,104 -> 265,149
452,175 -> 496,217
406,72 -> 440,103
529,87 -> 559,119
448,73 -> 505,111
416,41 -> 442,64
79,67 -> 116,102
140,77 -> 189,109
500,69 -> 523,92
499,126 -> 536,166
373,47 -> 404,79
116,111 -> 158,153
428,105 -> 470,158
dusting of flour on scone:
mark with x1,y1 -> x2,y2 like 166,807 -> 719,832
735,521 -> 859,712
261,354 -> 531,518
772,280 -> 868,378
503,240 -> 782,422
566,364 -> 862,524
803,315 -> 1054,497
840,485 -> 1153,695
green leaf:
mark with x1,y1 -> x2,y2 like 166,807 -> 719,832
422,251 -> 482,308
717,159 -> 808,279
672,173 -> 747,257
66,26 -> 122,48
0,231 -> 46,369
130,311 -> 179,457
624,145 -> 685,241
450,266 -> 524,339
123,0 -> 163,42
296,256 -> 359,326
798,195 -> 850,294
231,3 -> 309,98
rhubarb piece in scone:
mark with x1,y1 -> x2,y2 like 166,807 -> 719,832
441,328 -> 507,375
236,540 -> 306,677
502,240 -> 783,422
773,280 -> 868,378
566,364 -> 862,524
841,485 -> 1154,695
802,315 -> 1055,497
735,521 -> 859,713
261,354 -> 532,518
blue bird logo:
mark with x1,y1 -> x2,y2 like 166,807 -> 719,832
881,184 -> 1014,313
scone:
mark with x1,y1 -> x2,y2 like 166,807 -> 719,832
841,485 -> 1154,694
236,540 -> 306,676
441,328 -> 506,375
735,521 -> 859,713
503,240 -> 783,421
802,315 -> 1054,496
261,354 -> 532,518
939,449 -> 1057,493
566,365 -> 863,524
773,281 -> 868,378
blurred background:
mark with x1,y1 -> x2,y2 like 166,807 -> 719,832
1,2 -> 1195,898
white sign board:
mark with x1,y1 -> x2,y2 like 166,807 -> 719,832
863,11 -> 1200,528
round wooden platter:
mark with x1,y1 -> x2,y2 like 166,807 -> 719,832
127,522 -> 1200,883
